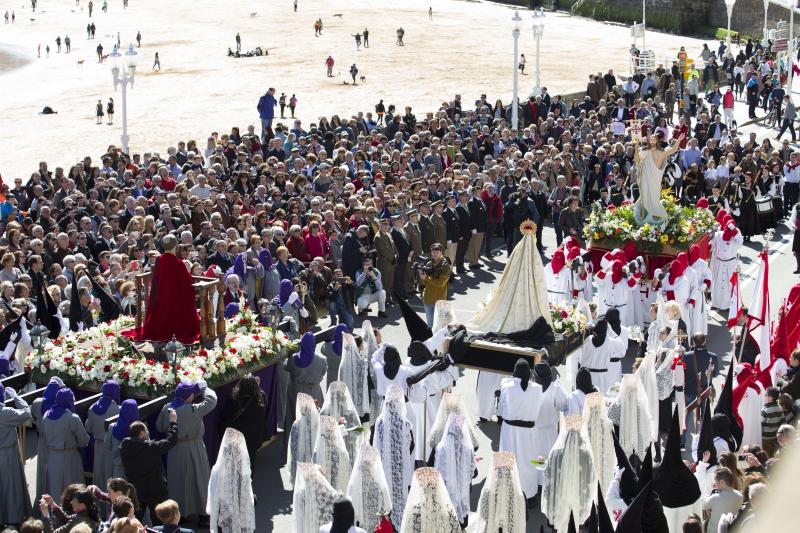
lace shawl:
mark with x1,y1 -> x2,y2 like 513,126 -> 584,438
433,414 -> 476,521
321,381 -> 365,464
361,320 -> 382,425
637,350 -> 661,440
473,451 -> 526,533
541,415 -> 597,533
427,392 -> 480,454
346,444 -> 392,532
207,428 -> 255,533
338,333 -> 371,418
313,415 -> 352,492
293,463 -> 338,533
432,300 -> 458,333
617,374 -> 653,460
582,392 -> 617,496
374,384 -> 414,528
288,393 -> 319,485
399,467 -> 461,533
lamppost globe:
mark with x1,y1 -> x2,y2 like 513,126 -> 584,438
531,9 -> 546,99
109,46 -> 122,84
124,43 -> 138,72
511,10 -> 523,33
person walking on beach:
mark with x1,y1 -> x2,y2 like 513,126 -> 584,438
429,6 -> 433,19
116,31 -> 120,49
96,43 -> 103,62
396,27 -> 405,46
153,52 -> 160,70
236,33 -> 241,52
293,0 -> 298,12
37,44 -> 41,58
88,0 -> 93,17
45,44 -> 49,57
376,99 -> 385,124
314,19 -> 321,36
353,32 -> 362,51
90,23 -> 96,38
56,36 -> 62,53
363,28 -> 369,48
65,35 -> 71,52
4,11 -> 8,24
86,23 -> 91,39
289,94 -> 297,118
96,100 -> 104,124
350,63 -> 359,85
519,53 -> 526,74
102,0 -> 107,13
107,98 -> 114,125
279,92 -> 287,118
11,10 -> 14,22
325,55 -> 334,77
136,30 -> 141,47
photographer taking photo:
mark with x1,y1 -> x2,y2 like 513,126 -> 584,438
327,267 -> 355,329
419,243 -> 451,327
355,256 -> 387,318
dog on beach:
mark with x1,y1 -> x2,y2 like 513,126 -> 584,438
333,13 -> 343,18
360,75 -> 366,82
250,12 -> 257,17
77,59 -> 85,66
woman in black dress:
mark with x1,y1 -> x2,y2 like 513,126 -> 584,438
106,98 -> 114,125
735,172 -> 759,242
219,374 -> 267,464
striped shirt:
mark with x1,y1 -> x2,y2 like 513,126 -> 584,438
761,401 -> 786,440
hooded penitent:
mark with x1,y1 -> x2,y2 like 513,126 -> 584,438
714,362 -> 742,449
513,358 -> 532,391
653,408 -> 701,508
90,380 -> 120,416
295,332 -> 316,369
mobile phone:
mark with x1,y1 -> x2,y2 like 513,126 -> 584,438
336,277 -> 347,283
737,453 -> 747,461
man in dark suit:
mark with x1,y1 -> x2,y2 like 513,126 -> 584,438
341,226 -> 370,280
467,189 -> 488,268
417,202 -> 435,254
529,180 -> 548,254
454,193 -> 472,275
207,240 -> 234,272
610,98 -> 629,123
682,333 -> 719,404
506,188 -> 540,250
391,214 -> 412,298
442,196 -> 460,268
120,412 -> 178,525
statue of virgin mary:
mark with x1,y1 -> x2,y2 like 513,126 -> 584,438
633,132 -> 685,226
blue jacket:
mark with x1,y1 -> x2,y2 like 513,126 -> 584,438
257,93 -> 276,119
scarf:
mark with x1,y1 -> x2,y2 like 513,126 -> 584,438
45,387 -> 75,420
90,380 -> 120,416
112,399 -> 140,441
295,332 -> 316,369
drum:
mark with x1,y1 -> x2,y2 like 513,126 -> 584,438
756,196 -> 777,229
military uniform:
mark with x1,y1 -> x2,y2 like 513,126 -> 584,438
373,226 -> 398,303
406,216 -> 423,291
391,221 -> 413,297
419,211 -> 435,254
430,211 -> 448,250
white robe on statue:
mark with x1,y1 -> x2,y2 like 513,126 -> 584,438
498,377 -> 543,498
710,230 -> 743,309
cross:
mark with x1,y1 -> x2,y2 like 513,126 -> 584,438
676,329 -> 688,347
627,119 -> 643,143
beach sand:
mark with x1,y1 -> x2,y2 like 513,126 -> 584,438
0,0 -> 706,179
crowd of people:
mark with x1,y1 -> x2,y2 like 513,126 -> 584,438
1,26 -> 800,533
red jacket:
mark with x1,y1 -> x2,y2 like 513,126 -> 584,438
482,190 -> 503,223
304,232 -> 331,259
286,235 -> 312,263
723,91 -> 734,109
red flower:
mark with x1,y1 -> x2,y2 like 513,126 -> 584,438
162,363 -> 170,370
64,357 -> 73,364
229,347 -> 237,354
252,335 -> 260,341
147,377 -> 157,385
121,371 -> 129,379
44,361 -> 50,369
103,365 -> 112,372
105,332 -> 115,337
561,310 -> 569,319
146,359 -> 155,365
239,358 -> 245,367
198,349 -> 208,357
25,364 -> 31,371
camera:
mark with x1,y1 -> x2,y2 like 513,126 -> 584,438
336,276 -> 348,284
412,255 -> 434,275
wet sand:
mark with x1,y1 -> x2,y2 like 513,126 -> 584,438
0,0 -> 706,178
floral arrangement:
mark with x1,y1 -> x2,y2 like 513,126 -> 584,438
549,302 -> 589,336
24,307 -> 295,396
584,191 -> 717,252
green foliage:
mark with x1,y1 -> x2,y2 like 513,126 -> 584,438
715,27 -> 739,41
574,0 -> 702,34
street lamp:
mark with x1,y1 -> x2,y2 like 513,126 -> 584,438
763,0 -> 770,46
511,10 -> 523,131
724,0 -> 737,48
30,320 -> 49,352
164,334 -> 185,373
110,43 -> 138,155
531,9 -> 546,99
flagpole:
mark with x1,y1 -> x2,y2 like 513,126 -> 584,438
738,230 -> 774,365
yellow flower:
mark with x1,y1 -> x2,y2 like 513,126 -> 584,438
660,235 -> 669,244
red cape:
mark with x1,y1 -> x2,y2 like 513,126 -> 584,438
122,252 -> 200,344
770,283 -> 800,364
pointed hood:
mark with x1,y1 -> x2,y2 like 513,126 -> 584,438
611,260 -> 625,284
623,241 -> 637,261
551,248 -> 566,274
716,209 -> 729,224
637,446 -> 653,493
688,244 -> 701,266
0,315 -> 23,352
668,259 -> 683,285
596,482 -> 615,533
295,332 -> 316,369
259,249 -> 274,271
695,197 -> 709,210
677,252 -> 689,272
613,430 -> 638,505
408,341 -> 433,366
224,303 -> 240,319
171,382 -> 200,409
654,407 -> 701,508
567,512 -> 577,533
697,398 -> 717,466
69,272 -> 82,332
614,480 -> 649,533
89,275 -> 121,323
332,323 -> 348,356
714,362 -> 743,449
396,292 -> 432,341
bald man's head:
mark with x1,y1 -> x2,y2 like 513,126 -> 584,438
161,234 -> 178,251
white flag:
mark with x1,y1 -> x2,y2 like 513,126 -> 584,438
746,250 -> 770,370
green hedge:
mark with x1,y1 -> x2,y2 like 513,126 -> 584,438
573,0 -> 704,34
715,27 -> 739,40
